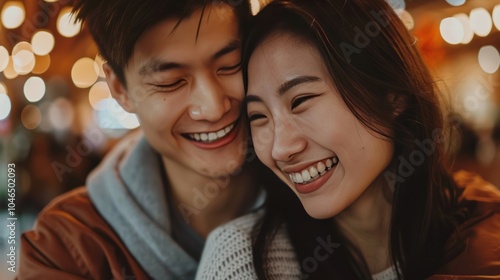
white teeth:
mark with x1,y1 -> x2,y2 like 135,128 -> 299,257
287,156 -> 339,185
317,162 -> 326,173
309,166 -> 318,177
332,157 -> 338,164
295,173 -> 304,183
188,123 -> 235,143
208,132 -> 217,141
301,170 -> 311,181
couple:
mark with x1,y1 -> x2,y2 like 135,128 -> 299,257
18,0 -> 500,279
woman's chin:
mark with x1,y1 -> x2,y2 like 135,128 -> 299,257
302,200 -> 341,220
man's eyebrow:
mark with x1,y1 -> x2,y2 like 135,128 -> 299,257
277,76 -> 321,95
138,40 -> 241,76
213,39 -> 241,60
138,60 -> 185,76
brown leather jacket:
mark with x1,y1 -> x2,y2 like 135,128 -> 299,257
17,187 -> 151,280
428,171 -> 500,279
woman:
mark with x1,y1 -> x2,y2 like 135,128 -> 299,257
196,0 -> 500,279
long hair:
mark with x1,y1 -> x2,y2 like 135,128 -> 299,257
244,0 -> 463,279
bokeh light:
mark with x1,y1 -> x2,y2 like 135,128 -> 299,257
0,82 -> 6,94
89,81 -> 111,110
478,46 -> 500,74
493,5 -> 500,31
96,99 -> 140,130
71,57 -> 99,88
250,0 -> 260,15
12,41 -> 33,56
24,76 -> 46,102
12,42 -> 35,74
94,55 -> 106,78
21,105 -> 42,130
0,45 -> 9,72
0,93 -> 12,120
31,30 -> 55,56
397,10 -> 414,30
469,8 -> 492,37
3,56 -> 19,79
445,0 -> 466,7
386,0 -> 405,11
1,1 -> 25,29
440,17 -> 464,45
119,113 -> 141,129
57,7 -> 82,38
13,49 -> 36,75
48,98 -> 74,130
453,13 -> 474,44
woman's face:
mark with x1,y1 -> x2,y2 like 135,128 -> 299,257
246,33 -> 394,219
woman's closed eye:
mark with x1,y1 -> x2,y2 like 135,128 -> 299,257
248,113 -> 266,123
291,94 -> 317,110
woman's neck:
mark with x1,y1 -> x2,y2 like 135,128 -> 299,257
334,176 -> 393,274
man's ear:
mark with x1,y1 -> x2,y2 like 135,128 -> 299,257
388,93 -> 407,117
103,63 -> 135,113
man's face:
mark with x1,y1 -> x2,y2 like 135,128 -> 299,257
112,5 -> 247,179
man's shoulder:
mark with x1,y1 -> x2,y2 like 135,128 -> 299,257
20,187 -> 150,279
29,186 -> 116,246
36,187 -> 102,223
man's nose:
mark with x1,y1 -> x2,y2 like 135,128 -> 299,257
188,75 -> 231,122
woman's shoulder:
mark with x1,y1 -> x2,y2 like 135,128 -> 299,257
196,210 -> 301,279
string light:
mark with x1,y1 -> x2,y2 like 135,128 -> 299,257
1,1 -> 25,29
0,46 -> 9,72
478,46 -> 500,74
57,7 -> 82,38
469,8 -> 492,37
71,57 -> 99,88
31,31 -> 55,56
440,17 -> 464,45
24,76 -> 46,102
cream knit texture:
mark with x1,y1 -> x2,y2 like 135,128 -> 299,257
196,211 -> 301,280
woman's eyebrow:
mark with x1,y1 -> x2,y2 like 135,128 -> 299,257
245,95 -> 262,103
277,75 -> 321,95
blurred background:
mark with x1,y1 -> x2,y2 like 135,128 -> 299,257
0,0 -> 499,278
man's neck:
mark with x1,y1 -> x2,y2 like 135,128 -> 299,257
162,157 -> 257,238
334,176 -> 393,274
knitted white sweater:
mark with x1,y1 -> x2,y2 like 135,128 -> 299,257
196,211 -> 398,280
196,211 -> 301,279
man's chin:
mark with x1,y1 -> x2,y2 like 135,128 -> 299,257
201,158 -> 246,179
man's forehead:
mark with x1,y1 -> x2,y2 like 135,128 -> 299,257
125,4 -> 241,71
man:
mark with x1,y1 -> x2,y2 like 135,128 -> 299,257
17,0 -> 273,279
